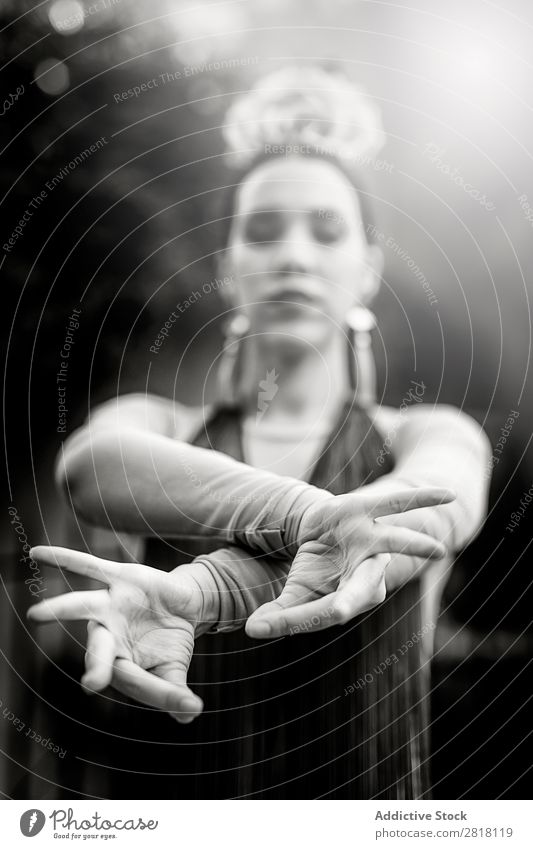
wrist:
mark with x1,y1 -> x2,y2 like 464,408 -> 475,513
171,562 -> 221,637
230,475 -> 334,558
283,483 -> 335,554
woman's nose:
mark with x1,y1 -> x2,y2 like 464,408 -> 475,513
272,222 -> 318,275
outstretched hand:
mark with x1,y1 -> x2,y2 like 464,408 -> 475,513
27,546 -> 207,723
245,486 -> 454,638
26,488 -> 455,714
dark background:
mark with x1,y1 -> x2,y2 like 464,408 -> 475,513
1,0 -> 532,799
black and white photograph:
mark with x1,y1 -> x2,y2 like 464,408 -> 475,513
0,0 -> 532,841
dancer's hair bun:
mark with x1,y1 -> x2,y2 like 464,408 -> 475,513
222,65 -> 385,170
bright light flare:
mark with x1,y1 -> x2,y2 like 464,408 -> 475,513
34,59 -> 70,95
48,0 -> 85,35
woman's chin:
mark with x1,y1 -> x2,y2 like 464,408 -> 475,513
264,323 -> 330,351
253,308 -> 331,345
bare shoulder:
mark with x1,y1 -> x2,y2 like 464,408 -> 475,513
371,401 -> 488,445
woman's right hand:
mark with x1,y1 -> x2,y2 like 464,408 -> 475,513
26,546 -> 212,723
245,486 -> 454,638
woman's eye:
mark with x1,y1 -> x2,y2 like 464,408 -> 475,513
243,212 -> 284,245
311,211 -> 347,244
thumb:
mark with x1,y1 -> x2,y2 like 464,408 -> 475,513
245,546 -> 326,639
152,631 -> 203,723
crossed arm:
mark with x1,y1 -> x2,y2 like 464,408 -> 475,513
55,394 -> 490,603
27,396 -> 490,721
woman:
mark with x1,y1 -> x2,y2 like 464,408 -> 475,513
29,67 -> 490,798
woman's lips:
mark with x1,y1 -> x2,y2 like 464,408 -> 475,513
262,287 -> 323,306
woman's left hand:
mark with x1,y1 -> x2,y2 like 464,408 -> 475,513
245,485 -> 452,638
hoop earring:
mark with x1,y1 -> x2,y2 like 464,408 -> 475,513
346,306 -> 377,409
216,313 -> 250,408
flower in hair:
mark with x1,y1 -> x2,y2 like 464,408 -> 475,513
222,66 -> 385,170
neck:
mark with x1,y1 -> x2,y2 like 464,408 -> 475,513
239,332 -> 349,421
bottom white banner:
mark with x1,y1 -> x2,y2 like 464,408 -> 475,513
0,799 -> 531,848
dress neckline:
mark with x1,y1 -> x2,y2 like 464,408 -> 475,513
237,391 -> 361,487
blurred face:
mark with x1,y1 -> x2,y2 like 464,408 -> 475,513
221,156 -> 381,350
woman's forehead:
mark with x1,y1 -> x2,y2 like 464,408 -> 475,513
235,156 -> 360,216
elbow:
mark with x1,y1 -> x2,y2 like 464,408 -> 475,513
453,503 -> 488,551
441,412 -> 492,549
451,475 -> 491,551
470,422 -> 493,531
454,408 -> 493,469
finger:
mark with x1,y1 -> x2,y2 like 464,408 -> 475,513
247,575 -> 321,626
155,661 -> 203,723
150,625 -> 200,719
29,546 -> 122,585
246,556 -> 390,638
332,557 -> 389,619
111,658 -> 203,724
245,547 -> 330,639
361,487 -> 455,519
246,593 -> 340,638
82,622 -> 116,693
373,525 -> 447,560
27,590 -> 109,623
